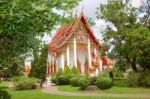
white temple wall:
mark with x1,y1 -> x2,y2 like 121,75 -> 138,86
69,46 -> 74,68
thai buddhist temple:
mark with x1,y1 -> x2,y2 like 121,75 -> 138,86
24,61 -> 31,76
47,12 -> 113,76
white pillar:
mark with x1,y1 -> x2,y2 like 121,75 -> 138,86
88,36 -> 92,68
48,53 -> 51,75
48,53 -> 51,64
56,57 -> 59,72
61,53 -> 64,70
66,44 -> 70,66
46,61 -> 49,76
73,36 -> 77,67
99,58 -> 103,72
94,48 -> 97,55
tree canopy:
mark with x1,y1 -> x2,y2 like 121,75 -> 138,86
0,0 -> 80,77
97,0 -> 150,71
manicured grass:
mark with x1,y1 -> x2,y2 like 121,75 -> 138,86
58,85 -> 150,94
0,82 -> 148,99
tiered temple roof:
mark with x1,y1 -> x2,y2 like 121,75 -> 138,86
48,12 -> 100,53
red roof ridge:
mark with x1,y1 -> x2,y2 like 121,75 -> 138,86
48,13 -> 101,53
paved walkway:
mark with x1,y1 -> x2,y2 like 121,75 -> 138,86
42,84 -> 150,98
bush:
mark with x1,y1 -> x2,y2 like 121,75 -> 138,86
137,71 -> 150,88
112,68 -> 124,79
13,76 -> 38,90
113,79 -> 128,87
71,66 -> 78,75
0,90 -> 11,99
70,77 -> 80,86
89,76 -> 97,85
78,78 -> 91,90
99,68 -> 110,77
145,76 -> 150,87
96,77 -> 113,90
51,75 -> 58,85
127,72 -> 140,87
127,71 -> 150,88
64,65 -> 72,75
56,69 -> 63,78
12,76 -> 21,82
58,75 -> 70,85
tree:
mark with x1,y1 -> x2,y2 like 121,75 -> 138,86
0,0 -> 80,77
97,0 -> 150,71
29,45 -> 47,83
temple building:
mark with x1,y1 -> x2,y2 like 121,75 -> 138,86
47,12 -> 110,76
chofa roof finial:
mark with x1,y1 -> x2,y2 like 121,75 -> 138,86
81,0 -> 85,14
74,8 -> 78,18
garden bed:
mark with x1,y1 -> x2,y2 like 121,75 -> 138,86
57,85 -> 150,94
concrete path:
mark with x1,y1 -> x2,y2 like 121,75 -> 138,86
42,84 -> 150,98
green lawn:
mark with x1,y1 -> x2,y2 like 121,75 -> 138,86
58,85 -> 150,94
0,82 -> 149,99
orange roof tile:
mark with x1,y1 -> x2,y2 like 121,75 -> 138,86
48,13 -> 101,53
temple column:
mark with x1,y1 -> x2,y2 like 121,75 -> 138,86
51,55 -> 53,74
66,44 -> 70,66
73,36 -> 77,67
61,52 -> 64,70
47,63 -> 49,76
48,53 -> 51,75
88,36 -> 92,68
94,47 -> 97,55
99,58 -> 103,72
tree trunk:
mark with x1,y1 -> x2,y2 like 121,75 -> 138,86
131,58 -> 137,71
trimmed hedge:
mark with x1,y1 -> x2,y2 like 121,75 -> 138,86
127,71 -> 150,88
127,72 -> 139,87
89,76 -> 97,85
113,79 -> 128,87
58,75 -> 70,85
0,90 -> 11,99
78,78 -> 91,90
70,77 -> 80,86
51,75 -> 58,85
96,77 -> 113,90
71,66 -> 79,75
13,76 -> 38,90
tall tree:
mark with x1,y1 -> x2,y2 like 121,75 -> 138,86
0,0 -> 80,77
29,45 -> 47,83
97,0 -> 150,71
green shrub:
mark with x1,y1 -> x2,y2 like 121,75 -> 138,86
51,75 -> 58,85
58,75 -> 70,85
12,76 -> 20,82
137,71 -> 150,88
127,71 -> 150,88
145,76 -> 150,87
99,68 -> 110,77
112,68 -> 124,79
113,79 -> 128,87
56,69 -> 63,78
89,76 -> 97,85
127,72 -> 140,87
13,76 -> 38,90
71,66 -> 78,75
0,90 -> 11,99
70,77 -> 80,86
78,78 -> 91,90
64,65 -> 72,75
96,77 -> 113,90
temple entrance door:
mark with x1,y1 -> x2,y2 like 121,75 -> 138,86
77,45 -> 87,74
